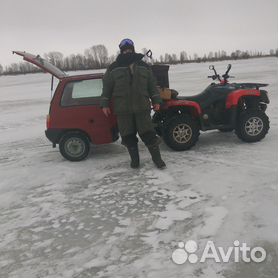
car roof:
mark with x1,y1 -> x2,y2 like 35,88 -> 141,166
63,73 -> 104,81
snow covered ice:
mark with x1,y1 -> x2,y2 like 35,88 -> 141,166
0,57 -> 277,278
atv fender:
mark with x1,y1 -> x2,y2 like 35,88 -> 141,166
226,89 -> 260,109
161,100 -> 202,116
259,90 -> 270,104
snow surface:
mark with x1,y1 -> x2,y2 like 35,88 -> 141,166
0,58 -> 277,278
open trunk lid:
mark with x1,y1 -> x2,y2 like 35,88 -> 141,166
13,51 -> 67,79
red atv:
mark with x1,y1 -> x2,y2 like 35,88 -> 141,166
153,64 -> 270,151
14,51 -> 270,161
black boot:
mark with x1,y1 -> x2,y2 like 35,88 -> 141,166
127,145 -> 140,168
148,145 -> 166,169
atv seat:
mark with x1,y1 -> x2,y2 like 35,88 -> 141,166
178,85 -> 235,109
178,90 -> 212,103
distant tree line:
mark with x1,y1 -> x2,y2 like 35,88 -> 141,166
157,49 -> 278,64
0,45 -> 277,76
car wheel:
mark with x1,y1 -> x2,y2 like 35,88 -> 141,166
235,109 -> 269,142
59,132 -> 90,161
163,115 -> 200,151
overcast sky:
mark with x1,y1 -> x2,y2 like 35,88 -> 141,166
1,0 -> 277,67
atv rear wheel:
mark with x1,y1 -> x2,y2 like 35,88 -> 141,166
235,109 -> 269,142
163,115 -> 200,151
59,132 -> 90,161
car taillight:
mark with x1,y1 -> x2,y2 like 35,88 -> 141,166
46,114 -> 51,129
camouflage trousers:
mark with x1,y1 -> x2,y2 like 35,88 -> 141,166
117,112 -> 160,148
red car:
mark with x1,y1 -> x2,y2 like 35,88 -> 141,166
14,51 -> 119,161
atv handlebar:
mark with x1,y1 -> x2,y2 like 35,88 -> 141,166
208,75 -> 220,81
208,65 -> 221,82
208,64 -> 234,84
222,64 -> 232,80
226,64 -> 231,73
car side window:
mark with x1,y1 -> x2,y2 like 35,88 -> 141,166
61,78 -> 103,106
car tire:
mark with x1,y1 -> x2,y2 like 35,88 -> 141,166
163,115 -> 200,151
59,132 -> 90,161
235,109 -> 269,142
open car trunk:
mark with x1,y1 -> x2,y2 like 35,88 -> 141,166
13,51 -> 67,79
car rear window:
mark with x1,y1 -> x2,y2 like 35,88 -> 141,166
61,78 -> 103,106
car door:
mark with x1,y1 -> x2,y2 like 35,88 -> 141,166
54,77 -> 118,144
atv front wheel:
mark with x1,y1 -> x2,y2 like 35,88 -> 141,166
59,132 -> 90,161
163,115 -> 200,151
235,109 -> 269,142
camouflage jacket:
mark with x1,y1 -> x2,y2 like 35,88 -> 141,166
100,60 -> 162,114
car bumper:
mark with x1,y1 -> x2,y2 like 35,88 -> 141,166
45,128 -> 65,145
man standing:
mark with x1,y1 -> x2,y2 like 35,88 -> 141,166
100,38 -> 166,169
